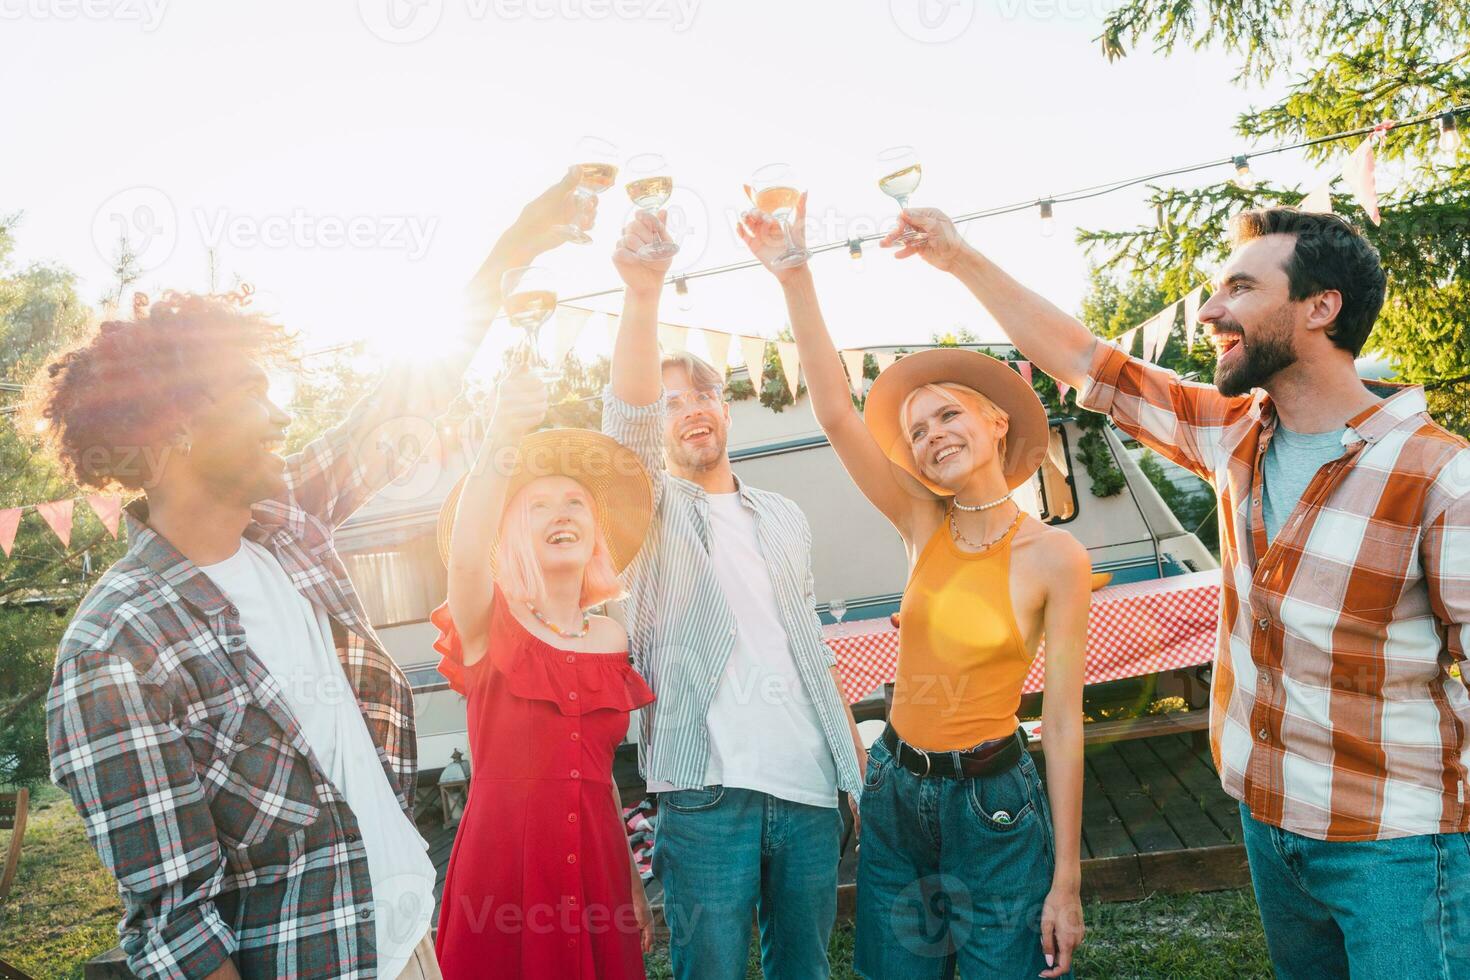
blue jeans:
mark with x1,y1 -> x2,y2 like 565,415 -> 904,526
1240,802 -> 1470,978
652,785 -> 841,980
854,738 -> 1066,979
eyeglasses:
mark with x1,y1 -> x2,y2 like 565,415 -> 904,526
664,386 -> 723,413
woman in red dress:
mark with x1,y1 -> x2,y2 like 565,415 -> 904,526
431,364 -> 656,979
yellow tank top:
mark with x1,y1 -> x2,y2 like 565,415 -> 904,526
889,512 -> 1031,751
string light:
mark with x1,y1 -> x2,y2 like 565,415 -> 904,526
1439,111 -> 1462,158
1039,199 -> 1056,238
1232,155 -> 1251,185
848,238 -> 864,271
674,276 -> 692,311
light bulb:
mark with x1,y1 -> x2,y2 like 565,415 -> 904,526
1039,199 -> 1055,238
848,238 -> 864,271
1438,112 -> 1462,158
1233,155 -> 1251,185
675,276 -> 692,312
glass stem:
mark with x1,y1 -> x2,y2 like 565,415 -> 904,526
647,209 -> 664,245
779,218 -> 797,253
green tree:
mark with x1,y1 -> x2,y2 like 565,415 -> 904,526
1088,0 -> 1470,433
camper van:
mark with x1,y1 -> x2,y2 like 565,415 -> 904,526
332,344 -> 1219,784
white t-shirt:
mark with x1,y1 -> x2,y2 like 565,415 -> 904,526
698,492 -> 838,808
200,539 -> 436,979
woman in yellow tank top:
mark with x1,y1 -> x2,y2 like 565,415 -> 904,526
740,200 -> 1090,979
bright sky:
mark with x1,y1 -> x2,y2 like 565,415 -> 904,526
2,0 -> 1306,374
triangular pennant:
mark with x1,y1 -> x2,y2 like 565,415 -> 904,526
552,307 -> 592,366
1341,137 -> 1381,225
739,336 -> 767,392
875,351 -> 898,373
657,323 -> 689,353
0,508 -> 19,557
840,349 -> 867,399
702,329 -> 732,379
1015,361 -> 1034,385
1300,180 -> 1333,214
1117,326 -> 1140,356
86,494 -> 123,538
1142,303 -> 1178,363
606,313 -> 621,351
1183,286 -> 1203,349
1057,381 -> 1073,404
36,498 -> 74,549
776,340 -> 802,398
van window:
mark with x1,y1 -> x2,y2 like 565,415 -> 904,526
1013,424 -> 1078,524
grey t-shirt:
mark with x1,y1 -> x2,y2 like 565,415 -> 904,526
1262,423 -> 1348,543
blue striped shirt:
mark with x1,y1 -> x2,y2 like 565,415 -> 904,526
602,388 -> 863,801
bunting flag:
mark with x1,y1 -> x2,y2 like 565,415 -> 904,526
739,335 -> 767,392
1342,137 -> 1381,225
776,341 -> 802,397
657,323 -> 690,354
1300,180 -> 1334,213
875,351 -> 898,373
36,498 -> 74,549
1057,381 -> 1073,404
1015,361 -> 1034,385
840,349 -> 867,399
606,313 -> 621,350
1142,302 -> 1178,363
1183,286 -> 1203,349
703,329 -> 732,378
1117,326 -> 1141,356
87,494 -> 123,538
0,508 -> 19,557
552,307 -> 592,366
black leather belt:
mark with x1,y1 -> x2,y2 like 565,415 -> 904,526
881,724 -> 1026,779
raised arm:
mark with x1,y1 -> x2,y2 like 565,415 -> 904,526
610,210 -> 674,409
445,365 -> 547,658
738,199 -> 935,541
883,209 -> 1098,393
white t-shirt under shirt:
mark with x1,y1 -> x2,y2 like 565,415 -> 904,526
199,539 -> 436,979
689,491 -> 838,808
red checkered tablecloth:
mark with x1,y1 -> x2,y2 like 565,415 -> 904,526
826,569 -> 1222,704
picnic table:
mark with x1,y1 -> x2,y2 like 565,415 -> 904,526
826,569 -> 1222,705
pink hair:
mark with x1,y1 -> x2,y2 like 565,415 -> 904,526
494,478 -> 624,609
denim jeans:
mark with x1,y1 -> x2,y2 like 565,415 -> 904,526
854,738 -> 1066,979
1240,802 -> 1470,979
651,785 -> 841,980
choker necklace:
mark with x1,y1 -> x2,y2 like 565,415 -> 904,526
526,602 -> 591,639
951,490 -> 1013,513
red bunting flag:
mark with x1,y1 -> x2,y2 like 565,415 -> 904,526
36,498 -> 75,549
1057,381 -> 1073,404
0,508 -> 19,557
87,494 -> 123,538
1016,361 -> 1034,385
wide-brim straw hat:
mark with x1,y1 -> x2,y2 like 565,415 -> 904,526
863,348 -> 1051,496
436,428 -> 654,574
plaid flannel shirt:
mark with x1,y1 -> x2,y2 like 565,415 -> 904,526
48,361 -> 458,979
1080,341 -> 1470,841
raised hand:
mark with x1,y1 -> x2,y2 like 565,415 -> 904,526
737,192 -> 810,283
487,361 -> 549,447
880,207 -> 968,272
613,210 -> 674,295
504,167 -> 598,262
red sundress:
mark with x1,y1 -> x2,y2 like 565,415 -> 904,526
430,588 -> 654,980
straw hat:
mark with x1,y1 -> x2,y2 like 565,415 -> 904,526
436,428 -> 654,574
863,349 -> 1050,496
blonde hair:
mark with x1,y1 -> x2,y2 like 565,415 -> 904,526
494,477 -> 623,610
899,382 -> 1010,464
660,351 -> 724,390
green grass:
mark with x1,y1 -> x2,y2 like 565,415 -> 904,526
0,784 -> 123,980
2,789 -> 1272,979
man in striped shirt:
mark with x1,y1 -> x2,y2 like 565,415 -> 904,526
604,211 -> 866,979
884,205 -> 1470,978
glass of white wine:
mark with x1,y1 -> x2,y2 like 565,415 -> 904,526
624,152 -> 680,262
500,265 -> 561,381
555,136 -> 620,245
748,163 -> 811,270
875,145 -> 927,246
828,598 -> 848,623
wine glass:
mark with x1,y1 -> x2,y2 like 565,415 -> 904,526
624,152 -> 680,261
828,598 -> 848,623
554,136 -> 620,244
500,265 -> 561,381
875,145 -> 927,246
748,163 -> 811,270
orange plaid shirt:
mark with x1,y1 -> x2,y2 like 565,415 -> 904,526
1080,341 -> 1470,841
